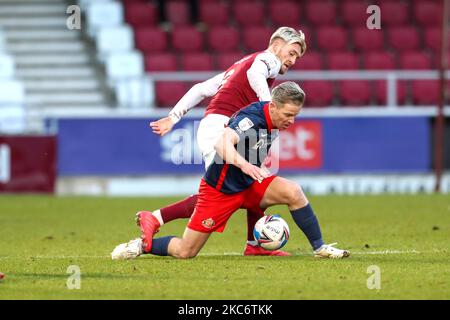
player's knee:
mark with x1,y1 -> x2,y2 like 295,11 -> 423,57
286,184 -> 307,207
177,247 -> 199,259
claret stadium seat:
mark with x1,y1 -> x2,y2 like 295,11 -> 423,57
207,26 -> 240,52
181,53 -> 215,71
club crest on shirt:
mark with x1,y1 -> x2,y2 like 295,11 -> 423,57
238,117 -> 254,132
202,218 -> 216,229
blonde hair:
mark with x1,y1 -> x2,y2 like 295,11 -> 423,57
272,81 -> 305,106
269,27 -> 307,56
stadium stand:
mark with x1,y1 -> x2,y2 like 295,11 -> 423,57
111,0 -> 445,108
0,0 -> 446,120
0,25 -> 25,133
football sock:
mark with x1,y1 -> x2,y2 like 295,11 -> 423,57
152,210 -> 164,226
246,209 -> 264,243
290,204 -> 324,251
149,236 -> 176,256
159,194 -> 198,223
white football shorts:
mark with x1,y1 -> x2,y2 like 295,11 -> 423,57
196,114 -> 230,170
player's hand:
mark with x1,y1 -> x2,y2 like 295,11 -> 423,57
241,162 -> 270,182
150,117 -> 175,136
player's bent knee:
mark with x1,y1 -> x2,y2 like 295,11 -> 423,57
177,248 -> 198,259
287,184 -> 308,207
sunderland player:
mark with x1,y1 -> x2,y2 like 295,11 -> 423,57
112,82 -> 350,260
139,27 -> 307,256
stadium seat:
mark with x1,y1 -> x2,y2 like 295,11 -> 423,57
387,27 -> 420,52
243,26 -> 273,52
306,1 -> 337,26
291,51 -> 324,70
134,27 -> 168,54
363,52 -> 396,70
181,53 -> 214,71
339,80 -> 371,105
115,77 -> 154,108
375,80 -> 407,105
215,52 -> 244,70
0,105 -> 26,134
97,26 -> 134,56
414,1 -> 442,27
399,52 -> 432,70
106,51 -> 144,81
167,1 -> 191,26
269,1 -> 301,27
353,27 -> 384,52
207,26 -> 240,52
144,53 -> 178,72
171,27 -> 204,52
300,81 -> 334,107
155,82 -> 188,107
328,52 -> 359,70
123,1 -> 158,27
411,80 -> 440,105
0,80 -> 25,104
200,2 -> 230,26
316,26 -> 348,52
0,54 -> 15,79
234,1 -> 265,26
424,28 -> 450,54
379,1 -> 409,26
86,1 -> 123,38
341,1 -> 368,27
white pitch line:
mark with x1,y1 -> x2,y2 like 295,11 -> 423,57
0,249 -> 446,260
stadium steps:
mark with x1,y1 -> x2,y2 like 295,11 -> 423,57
14,53 -> 91,66
0,0 -> 114,110
23,79 -> 102,91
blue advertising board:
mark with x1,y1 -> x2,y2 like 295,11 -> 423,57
57,117 -> 430,176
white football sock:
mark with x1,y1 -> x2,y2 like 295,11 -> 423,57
152,210 -> 164,226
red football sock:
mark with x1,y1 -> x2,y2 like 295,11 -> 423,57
247,209 -> 264,241
159,194 -> 198,223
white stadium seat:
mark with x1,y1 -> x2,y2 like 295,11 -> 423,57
77,0 -> 111,11
0,54 -> 15,79
0,105 -> 26,134
106,51 -> 144,81
115,77 -> 154,109
96,25 -> 134,60
86,1 -> 124,38
0,80 -> 25,104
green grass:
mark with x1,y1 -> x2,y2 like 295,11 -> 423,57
0,195 -> 449,299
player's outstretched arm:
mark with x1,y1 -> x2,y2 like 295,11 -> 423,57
215,128 -> 269,182
150,117 -> 175,136
149,72 -> 225,136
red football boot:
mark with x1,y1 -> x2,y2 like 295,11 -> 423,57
244,244 -> 291,256
135,211 -> 161,253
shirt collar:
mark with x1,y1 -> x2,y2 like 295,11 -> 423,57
263,103 -> 274,132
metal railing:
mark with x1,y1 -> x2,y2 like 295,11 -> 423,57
146,70 -> 449,109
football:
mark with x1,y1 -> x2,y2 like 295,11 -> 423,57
253,215 -> 290,250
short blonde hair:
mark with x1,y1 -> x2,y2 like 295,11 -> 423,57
272,81 -> 305,106
269,27 -> 307,56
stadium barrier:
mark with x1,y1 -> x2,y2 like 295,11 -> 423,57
0,136 -> 56,193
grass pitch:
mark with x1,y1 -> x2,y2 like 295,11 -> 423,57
0,194 -> 449,300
